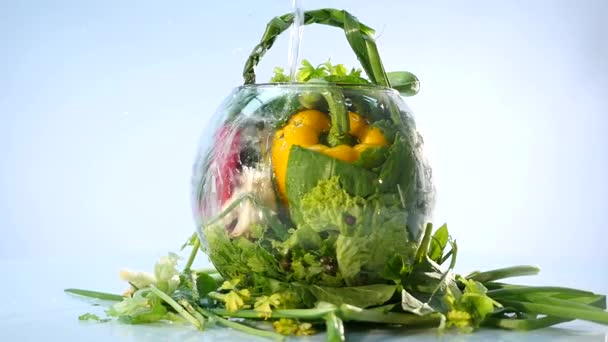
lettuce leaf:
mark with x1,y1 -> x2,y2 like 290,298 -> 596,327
292,176 -> 417,286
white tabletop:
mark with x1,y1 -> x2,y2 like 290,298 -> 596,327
2,253 -> 606,341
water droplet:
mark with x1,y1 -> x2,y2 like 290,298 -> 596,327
344,98 -> 353,107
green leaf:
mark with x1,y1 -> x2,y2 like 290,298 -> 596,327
443,278 -> 501,331
377,135 -> 416,200
298,91 -> 326,110
498,299 -> 608,324
368,119 -> 397,143
305,284 -> 397,308
297,59 -> 329,82
107,289 -> 169,324
285,146 -> 378,210
270,67 -> 290,82
78,313 -> 110,323
466,265 -> 541,283
343,11 -> 376,84
353,146 -> 389,169
253,92 -> 302,128
401,289 -> 436,315
154,253 -> 181,294
196,272 -> 219,297
285,225 -> 323,251
288,174 -> 417,286
368,303 -> 397,313
428,224 -> 449,262
381,254 -> 411,282
488,286 -> 600,301
339,304 -> 442,326
387,71 -> 420,96
323,74 -> 370,84
323,60 -> 349,76
203,225 -> 284,281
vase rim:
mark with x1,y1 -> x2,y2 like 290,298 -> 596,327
237,82 -> 400,94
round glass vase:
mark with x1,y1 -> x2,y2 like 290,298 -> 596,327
191,82 -> 434,287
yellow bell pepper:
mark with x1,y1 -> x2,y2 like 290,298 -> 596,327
271,109 -> 388,202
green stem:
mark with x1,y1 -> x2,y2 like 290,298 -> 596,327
184,236 -> 201,272
197,308 -> 285,341
466,265 -> 540,283
485,292 -> 607,330
365,38 -> 389,87
438,249 -> 453,265
483,315 -> 571,330
204,192 -> 256,227
243,9 -> 383,85
179,299 -> 206,329
488,286 -> 596,298
325,311 -> 346,342
211,307 -> 335,320
483,282 -> 525,290
64,288 -> 124,302
192,268 -> 219,275
208,291 -> 225,302
498,299 -> 608,324
148,285 -> 202,330
415,223 -> 433,263
323,89 -> 350,146
339,304 -> 442,326
447,240 -> 458,271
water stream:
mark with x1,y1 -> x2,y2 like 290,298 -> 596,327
287,0 -> 304,82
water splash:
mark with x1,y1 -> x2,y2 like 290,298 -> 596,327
287,0 -> 304,82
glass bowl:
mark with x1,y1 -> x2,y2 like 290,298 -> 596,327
191,82 -> 434,287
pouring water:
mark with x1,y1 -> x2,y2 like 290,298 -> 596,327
287,0 -> 304,82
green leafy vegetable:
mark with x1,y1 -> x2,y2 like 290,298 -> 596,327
304,284 -> 397,308
428,224 -> 449,262
387,71 -> 420,96
444,278 -> 501,332
270,67 -> 291,83
67,221 -> 608,339
78,313 -> 110,323
249,8 -> 418,95
196,272 -> 218,298
107,289 -> 169,324
286,146 -> 378,208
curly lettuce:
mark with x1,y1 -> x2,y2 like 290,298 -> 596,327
294,176 -> 417,286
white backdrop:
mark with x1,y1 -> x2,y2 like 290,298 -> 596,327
1,1 -> 607,288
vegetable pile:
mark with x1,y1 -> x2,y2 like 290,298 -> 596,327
66,8 -> 608,342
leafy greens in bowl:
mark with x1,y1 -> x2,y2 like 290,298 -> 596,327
194,80 -> 434,290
